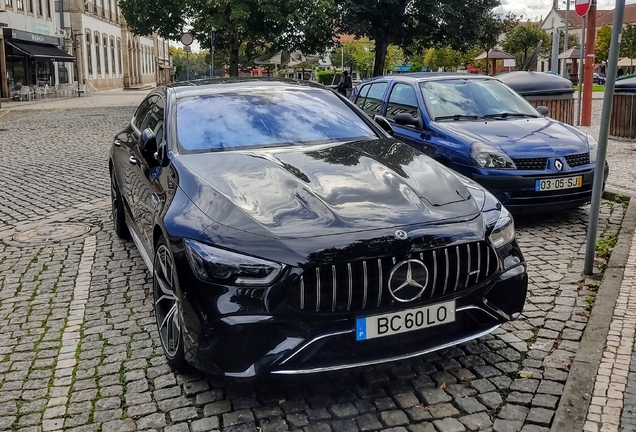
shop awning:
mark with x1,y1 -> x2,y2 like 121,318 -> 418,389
7,41 -> 75,62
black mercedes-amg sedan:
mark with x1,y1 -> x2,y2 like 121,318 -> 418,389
109,78 -> 528,377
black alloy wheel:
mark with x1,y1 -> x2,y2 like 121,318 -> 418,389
110,171 -> 130,239
153,237 -> 186,369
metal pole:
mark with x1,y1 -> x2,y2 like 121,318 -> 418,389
186,51 -> 189,80
577,17 -> 586,126
563,0 -> 570,77
584,0 -> 625,275
551,30 -> 560,73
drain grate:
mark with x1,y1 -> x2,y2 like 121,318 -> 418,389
12,223 -> 91,244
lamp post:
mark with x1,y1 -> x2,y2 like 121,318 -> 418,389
210,27 -> 216,78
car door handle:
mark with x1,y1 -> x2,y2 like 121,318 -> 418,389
129,156 -> 138,165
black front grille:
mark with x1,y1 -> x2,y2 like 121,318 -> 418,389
513,158 -> 548,170
289,241 -> 499,314
565,152 -> 590,167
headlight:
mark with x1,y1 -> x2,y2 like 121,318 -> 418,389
184,239 -> 283,286
470,141 -> 516,169
489,206 -> 515,249
587,133 -> 598,163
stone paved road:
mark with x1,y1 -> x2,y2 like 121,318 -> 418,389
0,103 -> 628,432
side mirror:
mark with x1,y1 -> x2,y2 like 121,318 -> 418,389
374,115 -> 394,136
537,106 -> 549,116
395,112 -> 420,127
141,128 -> 157,153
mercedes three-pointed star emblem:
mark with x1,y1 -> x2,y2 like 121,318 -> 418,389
388,259 -> 429,303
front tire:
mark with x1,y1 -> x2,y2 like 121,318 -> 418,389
110,171 -> 130,239
153,236 -> 187,370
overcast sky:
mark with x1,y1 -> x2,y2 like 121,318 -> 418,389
495,0 -> 636,22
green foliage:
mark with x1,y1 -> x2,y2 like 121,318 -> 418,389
410,62 -> 424,72
595,232 -> 618,259
316,71 -> 341,85
476,11 -> 518,58
335,0 -> 500,77
422,47 -> 462,71
585,296 -> 595,312
170,47 -> 212,80
622,24 -> 636,65
119,0 -> 337,77
595,25 -> 612,65
502,24 -> 550,70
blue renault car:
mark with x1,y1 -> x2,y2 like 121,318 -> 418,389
350,73 -> 608,213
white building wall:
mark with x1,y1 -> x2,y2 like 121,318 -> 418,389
81,14 -> 122,87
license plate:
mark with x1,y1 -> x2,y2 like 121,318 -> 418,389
535,176 -> 582,192
356,300 -> 455,341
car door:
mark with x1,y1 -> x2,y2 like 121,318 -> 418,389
354,82 -> 388,118
129,94 -> 166,251
384,82 -> 436,158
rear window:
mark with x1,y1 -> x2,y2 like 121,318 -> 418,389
176,89 -> 377,152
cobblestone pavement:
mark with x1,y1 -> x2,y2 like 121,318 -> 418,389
0,104 -> 629,432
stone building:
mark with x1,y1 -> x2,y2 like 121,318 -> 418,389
0,0 -> 171,99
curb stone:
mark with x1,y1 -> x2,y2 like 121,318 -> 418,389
551,196 -> 636,432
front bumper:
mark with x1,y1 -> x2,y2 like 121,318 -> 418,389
176,246 -> 528,377
470,163 -> 609,213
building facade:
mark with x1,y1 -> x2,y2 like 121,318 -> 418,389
0,0 -> 171,99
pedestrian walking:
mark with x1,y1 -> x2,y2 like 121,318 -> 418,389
337,71 -> 352,97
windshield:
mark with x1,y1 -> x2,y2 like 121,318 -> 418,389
176,88 -> 377,152
419,79 -> 539,121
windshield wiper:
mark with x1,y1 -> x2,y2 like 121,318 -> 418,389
482,112 -> 537,119
434,114 -> 479,121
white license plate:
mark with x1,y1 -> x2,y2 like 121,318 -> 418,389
535,176 -> 582,191
356,300 -> 456,341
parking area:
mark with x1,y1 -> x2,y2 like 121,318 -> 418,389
0,96 -> 632,432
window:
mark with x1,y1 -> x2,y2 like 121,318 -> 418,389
84,0 -> 88,11
385,84 -> 419,121
108,0 -> 112,20
6,0 -> 13,8
103,35 -> 109,74
17,0 -> 23,11
117,39 -> 122,75
111,38 -> 116,75
176,90 -> 376,152
133,95 -> 155,130
356,82 -> 387,117
86,31 -> 93,76
101,0 -> 104,16
27,0 -> 32,13
354,84 -> 370,110
45,0 -> 50,17
115,2 -> 119,22
93,0 -> 96,14
95,33 -> 101,75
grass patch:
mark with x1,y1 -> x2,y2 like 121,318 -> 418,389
573,85 -> 606,92
586,296 -> 596,312
596,232 -> 618,259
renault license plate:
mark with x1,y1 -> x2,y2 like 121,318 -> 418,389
356,300 -> 455,341
535,176 -> 582,191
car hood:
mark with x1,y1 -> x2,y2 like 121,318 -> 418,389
436,117 -> 589,158
174,138 -> 481,239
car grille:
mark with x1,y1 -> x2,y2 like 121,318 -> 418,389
565,152 -> 590,167
289,241 -> 499,314
513,158 -> 548,170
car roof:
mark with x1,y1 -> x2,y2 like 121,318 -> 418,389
362,73 -> 496,84
164,77 -> 328,98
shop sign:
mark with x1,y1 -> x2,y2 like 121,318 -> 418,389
4,27 -> 62,46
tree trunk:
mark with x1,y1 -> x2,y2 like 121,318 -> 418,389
229,31 -> 240,77
373,37 -> 389,77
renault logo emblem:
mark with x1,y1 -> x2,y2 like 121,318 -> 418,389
554,159 -> 563,171
395,230 -> 408,240
388,260 -> 429,302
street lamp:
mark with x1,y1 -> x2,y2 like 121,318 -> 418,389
210,26 -> 216,77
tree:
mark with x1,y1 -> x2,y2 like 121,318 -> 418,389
502,24 -> 550,70
119,0 -> 337,77
622,24 -> 636,66
422,47 -> 462,71
336,0 -> 500,77
595,25 -> 612,65
475,11 -> 518,74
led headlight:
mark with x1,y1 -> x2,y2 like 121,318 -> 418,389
184,239 -> 283,286
489,206 -> 515,249
587,133 -> 599,163
470,141 -> 516,169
